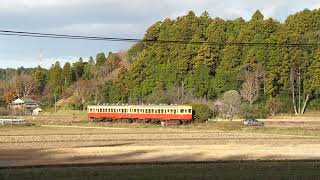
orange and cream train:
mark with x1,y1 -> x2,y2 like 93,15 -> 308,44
87,105 -> 193,123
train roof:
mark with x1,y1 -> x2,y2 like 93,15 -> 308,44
87,105 -> 192,109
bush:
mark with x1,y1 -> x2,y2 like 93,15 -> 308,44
0,107 -> 10,116
277,91 -> 294,113
192,104 -> 214,123
240,103 -> 268,119
219,90 -> 241,119
252,103 -> 269,119
266,97 -> 282,116
308,98 -> 320,111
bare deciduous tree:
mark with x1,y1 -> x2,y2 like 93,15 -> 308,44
240,64 -> 264,104
290,69 -> 309,115
10,72 -> 36,98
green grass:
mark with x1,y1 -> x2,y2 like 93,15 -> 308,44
1,161 -> 320,180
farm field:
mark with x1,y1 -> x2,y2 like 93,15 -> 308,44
1,124 -> 320,167
1,114 -> 320,179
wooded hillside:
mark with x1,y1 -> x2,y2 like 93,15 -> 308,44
1,9 -> 320,118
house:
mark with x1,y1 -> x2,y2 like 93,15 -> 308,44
11,98 -> 39,115
32,108 -> 43,116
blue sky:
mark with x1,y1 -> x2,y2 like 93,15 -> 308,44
0,0 -> 319,68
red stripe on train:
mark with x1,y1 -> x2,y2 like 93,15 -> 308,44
88,113 -> 192,121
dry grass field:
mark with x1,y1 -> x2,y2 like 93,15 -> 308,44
1,112 -> 320,179
1,124 -> 320,167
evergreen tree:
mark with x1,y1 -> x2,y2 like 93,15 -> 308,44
96,53 -> 107,67
62,62 -> 73,87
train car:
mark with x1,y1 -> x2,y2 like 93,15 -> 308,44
87,105 -> 193,123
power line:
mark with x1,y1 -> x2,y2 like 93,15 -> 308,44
0,29 -> 319,47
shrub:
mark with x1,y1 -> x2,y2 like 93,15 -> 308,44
308,98 -> 320,111
266,97 -> 282,116
252,103 -> 269,119
219,90 -> 241,119
240,103 -> 268,119
191,104 -> 214,123
0,107 -> 10,116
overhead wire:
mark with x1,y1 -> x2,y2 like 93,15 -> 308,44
0,29 -> 319,47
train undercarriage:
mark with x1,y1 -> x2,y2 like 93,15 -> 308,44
89,118 -> 191,125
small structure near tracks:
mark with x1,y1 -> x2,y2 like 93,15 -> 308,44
161,121 -> 181,127
0,118 -> 25,125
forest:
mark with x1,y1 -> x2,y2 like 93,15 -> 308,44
0,9 -> 320,120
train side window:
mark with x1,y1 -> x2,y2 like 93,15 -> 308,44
174,109 -> 176,114
188,109 -> 192,113
180,109 -> 184,114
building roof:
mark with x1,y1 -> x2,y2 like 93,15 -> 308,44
21,98 -> 36,104
12,98 -> 36,104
